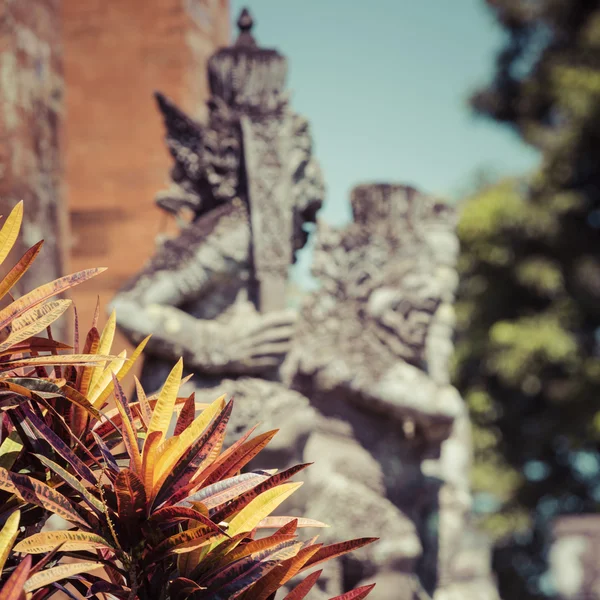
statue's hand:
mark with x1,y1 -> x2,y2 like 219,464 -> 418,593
221,307 -> 298,375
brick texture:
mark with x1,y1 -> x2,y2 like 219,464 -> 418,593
62,0 -> 230,349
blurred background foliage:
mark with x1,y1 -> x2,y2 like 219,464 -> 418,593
453,0 -> 600,598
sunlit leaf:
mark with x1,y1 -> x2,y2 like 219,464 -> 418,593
23,562 -> 104,592
226,482 -> 304,538
196,541 -> 303,599
146,358 -> 183,445
0,268 -> 107,331
91,336 -> 150,409
153,394 -> 226,494
246,543 -> 322,600
14,530 -> 113,554
0,510 -> 19,574
0,354 -> 112,372
145,528 -> 221,563
141,431 -> 162,499
134,377 -> 152,431
0,300 -> 72,353
112,377 -> 142,474
223,534 -> 298,565
0,431 -> 23,470
153,399 -> 233,507
88,351 -> 127,408
0,201 -> 23,267
184,472 -> 271,510
211,464 -> 311,524
88,310 -> 116,392
59,385 -> 102,420
0,337 -> 71,357
255,516 -> 328,529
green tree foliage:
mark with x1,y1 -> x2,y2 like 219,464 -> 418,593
454,1 -> 600,598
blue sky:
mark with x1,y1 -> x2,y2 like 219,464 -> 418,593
229,0 -> 540,284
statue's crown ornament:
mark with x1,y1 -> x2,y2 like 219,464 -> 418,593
207,8 -> 288,115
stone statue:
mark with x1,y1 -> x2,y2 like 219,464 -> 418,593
283,184 -> 499,599
110,9 -> 323,468
111,9 -> 498,599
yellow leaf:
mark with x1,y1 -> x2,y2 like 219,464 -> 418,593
0,354 -> 112,372
0,268 -> 106,331
88,350 -> 126,406
23,562 -> 103,592
227,482 -> 303,538
113,377 -> 143,475
0,201 -> 23,267
0,431 -> 23,470
177,394 -> 226,452
142,431 -> 162,498
152,394 -> 226,492
14,530 -> 113,554
91,335 -> 150,409
146,358 -> 183,444
0,510 -> 19,574
153,437 -> 180,487
88,310 -> 117,393
0,300 -> 72,353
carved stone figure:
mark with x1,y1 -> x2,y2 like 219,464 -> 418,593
283,184 -> 499,599
110,9 -> 324,469
111,9 -> 497,599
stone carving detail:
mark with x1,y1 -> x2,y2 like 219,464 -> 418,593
283,184 -> 499,599
286,185 -> 462,437
111,9 -> 497,600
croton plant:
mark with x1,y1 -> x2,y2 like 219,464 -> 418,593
0,202 -> 377,600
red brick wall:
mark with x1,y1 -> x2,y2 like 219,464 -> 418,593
63,0 -> 230,345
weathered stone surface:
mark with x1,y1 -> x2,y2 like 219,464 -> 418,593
549,515 -> 600,599
0,0 -> 68,336
284,183 -> 499,598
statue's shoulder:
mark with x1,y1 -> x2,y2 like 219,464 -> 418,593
151,200 -> 250,272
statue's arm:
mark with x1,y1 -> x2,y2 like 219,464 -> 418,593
109,215 -> 242,372
110,206 -> 296,375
